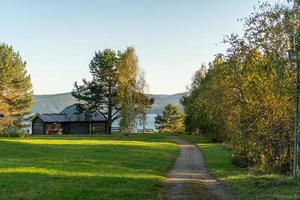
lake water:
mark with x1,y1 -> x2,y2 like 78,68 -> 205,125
112,114 -> 158,131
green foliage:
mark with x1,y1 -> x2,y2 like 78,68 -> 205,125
182,2 -> 296,173
0,43 -> 33,130
155,104 -> 185,133
118,47 -> 153,134
0,134 -> 178,200
181,64 -> 223,140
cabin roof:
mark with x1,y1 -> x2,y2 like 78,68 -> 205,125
34,104 -> 107,123
60,104 -> 107,122
38,114 -> 66,122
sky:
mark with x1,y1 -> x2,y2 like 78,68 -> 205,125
0,0 -> 284,95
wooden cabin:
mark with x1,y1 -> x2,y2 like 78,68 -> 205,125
32,104 -> 107,134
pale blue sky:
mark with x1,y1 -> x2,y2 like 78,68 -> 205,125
0,0 -> 282,94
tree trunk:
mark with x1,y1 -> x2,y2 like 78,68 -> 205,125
107,103 -> 112,134
142,113 -> 146,133
107,84 -> 112,134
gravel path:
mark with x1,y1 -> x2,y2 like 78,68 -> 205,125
163,139 -> 235,200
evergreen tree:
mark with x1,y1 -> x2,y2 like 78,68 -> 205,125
155,104 -> 185,133
72,49 -> 119,134
0,43 -> 33,130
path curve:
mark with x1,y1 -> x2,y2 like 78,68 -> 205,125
163,139 -> 235,200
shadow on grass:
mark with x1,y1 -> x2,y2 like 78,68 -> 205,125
0,138 -> 179,200
221,173 -> 300,200
0,140 -> 177,173
0,172 -> 161,200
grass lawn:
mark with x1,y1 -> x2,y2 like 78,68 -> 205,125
0,134 -> 179,200
181,135 -> 300,200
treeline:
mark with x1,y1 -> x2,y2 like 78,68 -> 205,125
0,44 -> 152,135
182,2 -> 296,173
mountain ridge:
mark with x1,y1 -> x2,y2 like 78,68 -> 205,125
31,92 -> 184,114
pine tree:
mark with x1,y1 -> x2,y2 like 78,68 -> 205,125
0,43 -> 33,130
155,104 -> 185,133
72,49 -> 119,134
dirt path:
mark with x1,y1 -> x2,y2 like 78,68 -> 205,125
163,139 -> 235,200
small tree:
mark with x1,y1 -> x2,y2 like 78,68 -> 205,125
155,104 -> 185,133
0,43 -> 33,130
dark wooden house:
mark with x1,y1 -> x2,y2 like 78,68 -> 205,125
32,104 -> 107,134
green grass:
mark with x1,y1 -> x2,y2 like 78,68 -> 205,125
0,134 -> 179,200
181,135 -> 300,200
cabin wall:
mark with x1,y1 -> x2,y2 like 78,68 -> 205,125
92,122 -> 106,133
32,117 -> 44,134
68,122 -> 90,134
32,117 -> 107,135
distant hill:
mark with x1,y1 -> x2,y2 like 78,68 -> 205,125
147,93 -> 183,114
31,92 -> 184,114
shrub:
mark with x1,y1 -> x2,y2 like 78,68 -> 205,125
0,127 -> 29,138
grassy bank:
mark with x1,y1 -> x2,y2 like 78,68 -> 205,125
0,134 -> 179,200
181,135 -> 300,200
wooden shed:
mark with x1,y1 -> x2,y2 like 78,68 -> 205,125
32,104 -> 107,134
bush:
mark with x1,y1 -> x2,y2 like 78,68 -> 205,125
0,127 -> 29,138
